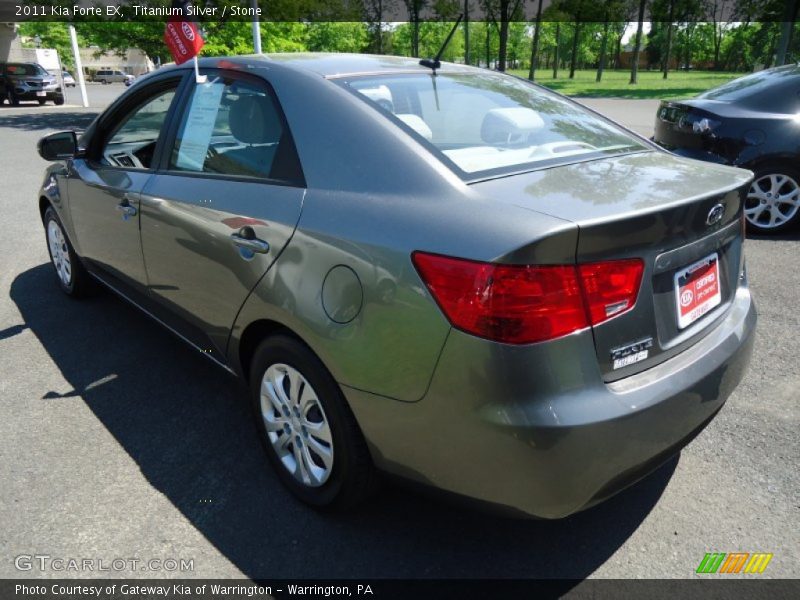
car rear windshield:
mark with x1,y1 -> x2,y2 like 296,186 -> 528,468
697,65 -> 800,109
343,72 -> 647,178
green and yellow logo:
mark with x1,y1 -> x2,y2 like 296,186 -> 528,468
696,552 -> 773,574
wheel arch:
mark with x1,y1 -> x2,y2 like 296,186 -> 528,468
39,196 -> 51,222
740,154 -> 800,176
235,318 -> 321,384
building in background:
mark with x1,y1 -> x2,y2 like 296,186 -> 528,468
0,23 -> 24,62
79,48 -> 154,78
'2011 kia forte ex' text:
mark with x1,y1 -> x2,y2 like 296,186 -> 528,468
36,53 -> 756,518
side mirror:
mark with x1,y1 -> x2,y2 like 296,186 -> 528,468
38,131 -> 78,161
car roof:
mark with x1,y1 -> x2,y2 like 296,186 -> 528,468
189,52 -> 479,79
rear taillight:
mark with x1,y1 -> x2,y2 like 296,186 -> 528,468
412,252 -> 643,345
578,259 -> 644,325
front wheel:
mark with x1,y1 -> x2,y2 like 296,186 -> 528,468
745,166 -> 800,234
8,91 -> 19,106
249,335 -> 378,509
44,207 -> 92,297
54,97 -> 64,106
37,98 -> 46,105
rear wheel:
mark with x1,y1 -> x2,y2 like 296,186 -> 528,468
54,97 -> 64,106
8,91 -> 19,106
249,335 -> 377,509
745,166 -> 800,234
37,98 -> 46,105
44,207 -> 92,297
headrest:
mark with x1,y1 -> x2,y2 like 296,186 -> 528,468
480,107 -> 544,145
229,95 -> 281,145
396,114 -> 433,140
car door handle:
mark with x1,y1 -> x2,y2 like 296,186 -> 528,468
116,202 -> 137,218
231,232 -> 270,254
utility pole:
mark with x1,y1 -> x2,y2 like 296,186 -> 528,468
252,0 -> 262,54
68,25 -> 88,108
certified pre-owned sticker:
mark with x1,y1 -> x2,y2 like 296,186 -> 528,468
611,337 -> 654,370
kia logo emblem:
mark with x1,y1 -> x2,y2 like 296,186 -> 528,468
706,203 -> 725,226
182,22 -> 195,41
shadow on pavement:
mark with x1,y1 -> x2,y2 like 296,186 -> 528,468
0,110 -> 99,131
10,263 -> 677,581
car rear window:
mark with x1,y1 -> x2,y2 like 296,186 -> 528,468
697,65 -> 800,111
343,72 -> 647,178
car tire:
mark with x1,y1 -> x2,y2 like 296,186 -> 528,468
44,207 -> 92,297
38,98 -> 46,105
54,97 -> 64,106
745,165 -> 800,234
249,335 -> 378,510
9,91 -> 19,106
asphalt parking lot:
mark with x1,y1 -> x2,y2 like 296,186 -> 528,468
0,87 -> 797,582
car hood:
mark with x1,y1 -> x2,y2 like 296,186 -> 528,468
471,150 -> 753,227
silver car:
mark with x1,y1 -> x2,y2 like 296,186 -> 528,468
36,54 -> 756,518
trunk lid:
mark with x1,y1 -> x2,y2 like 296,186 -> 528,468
653,100 -> 725,150
473,151 -> 753,380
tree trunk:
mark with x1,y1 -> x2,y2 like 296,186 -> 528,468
553,22 -> 560,79
498,18 -> 509,71
528,0 -> 544,80
569,21 -> 581,79
485,24 -> 491,68
614,28 -> 624,69
630,1 -> 646,84
662,0 -> 674,78
412,10 -> 420,57
776,0 -> 800,66
464,0 -> 470,65
596,19 -> 609,82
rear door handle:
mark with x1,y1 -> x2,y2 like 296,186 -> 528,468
231,231 -> 270,254
116,200 -> 137,218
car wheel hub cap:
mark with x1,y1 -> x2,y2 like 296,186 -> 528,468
745,173 -> 800,229
47,220 -> 72,286
260,363 -> 333,487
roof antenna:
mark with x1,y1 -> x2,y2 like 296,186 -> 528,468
419,14 -> 463,74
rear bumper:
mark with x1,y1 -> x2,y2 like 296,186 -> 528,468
345,283 -> 756,518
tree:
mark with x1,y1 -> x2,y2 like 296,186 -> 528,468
629,0 -> 646,84
363,0 -> 386,54
403,0 -> 426,56
528,0 -> 545,80
18,22 -> 86,69
708,0 -> 732,69
481,0 -> 524,71
663,0 -> 676,78
306,22 -> 368,53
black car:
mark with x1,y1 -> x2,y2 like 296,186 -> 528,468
0,62 -> 64,107
654,65 -> 800,234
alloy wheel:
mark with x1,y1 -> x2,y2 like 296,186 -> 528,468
260,363 -> 334,487
47,219 -> 72,287
745,173 -> 800,230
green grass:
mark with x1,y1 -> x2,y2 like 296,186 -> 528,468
506,68 -> 747,100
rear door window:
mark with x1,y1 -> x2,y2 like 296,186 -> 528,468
167,74 -> 303,185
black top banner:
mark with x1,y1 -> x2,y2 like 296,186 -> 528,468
1,0 -> 798,23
